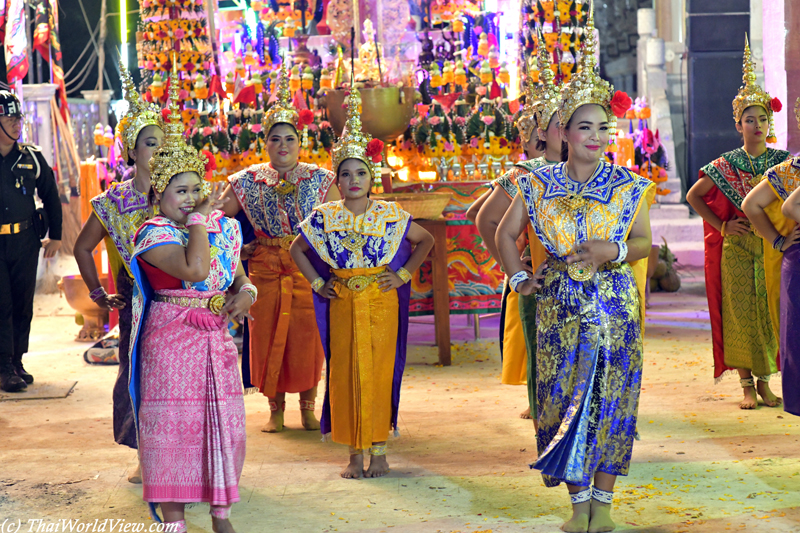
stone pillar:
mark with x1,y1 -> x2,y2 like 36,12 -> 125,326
637,8 -> 656,97
762,0 -> 800,153
21,84 -> 58,167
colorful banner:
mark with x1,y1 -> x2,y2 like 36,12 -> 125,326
4,0 -> 29,84
32,0 -> 68,120
403,181 -> 505,316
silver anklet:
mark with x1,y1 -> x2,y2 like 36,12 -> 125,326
570,488 -> 591,504
591,486 -> 613,504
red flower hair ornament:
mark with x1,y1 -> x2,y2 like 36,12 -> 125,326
610,91 -> 633,118
298,109 -> 315,127
771,97 -> 782,113
366,139 -> 384,163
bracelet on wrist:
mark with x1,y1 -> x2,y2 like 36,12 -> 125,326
186,212 -> 207,227
396,267 -> 412,284
612,241 -> 628,264
89,286 -> 108,302
720,221 -> 727,237
239,283 -> 258,304
311,277 -> 325,293
773,234 -> 786,251
508,270 -> 532,293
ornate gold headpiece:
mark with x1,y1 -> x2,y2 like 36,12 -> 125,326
149,72 -> 208,194
533,28 -> 561,133
263,60 -> 300,133
116,61 -> 163,158
515,54 -> 540,144
331,89 -> 381,178
795,97 -> 800,131
733,35 -> 777,143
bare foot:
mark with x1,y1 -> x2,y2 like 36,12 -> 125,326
301,409 -> 320,431
588,501 -> 616,533
365,455 -> 390,478
756,380 -> 782,407
211,517 -> 236,533
519,407 -> 532,419
341,453 -> 364,479
561,501 -> 590,533
261,410 -> 284,433
739,385 -> 758,410
127,464 -> 142,484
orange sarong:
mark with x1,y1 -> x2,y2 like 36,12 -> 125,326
249,245 -> 324,397
329,267 -> 398,449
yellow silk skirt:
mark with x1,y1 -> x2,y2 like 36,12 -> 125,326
329,266 -> 399,450
501,289 -> 527,385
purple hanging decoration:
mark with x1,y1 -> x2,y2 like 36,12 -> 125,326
313,0 -> 324,22
256,19 -> 265,65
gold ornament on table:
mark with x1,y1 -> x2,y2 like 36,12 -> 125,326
733,35 -> 780,144
557,0 -> 632,151
149,69 -> 209,194
533,27 -> 562,132
116,61 -> 163,156
263,60 -> 300,134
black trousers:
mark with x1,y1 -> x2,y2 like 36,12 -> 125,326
0,227 -> 40,367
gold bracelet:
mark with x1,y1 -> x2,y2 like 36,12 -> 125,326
396,267 -> 412,284
311,277 -> 325,293
720,221 -> 727,237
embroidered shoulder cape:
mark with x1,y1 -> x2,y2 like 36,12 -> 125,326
90,179 -> 157,279
700,147 -> 790,210
492,157 -> 558,199
298,200 -> 412,270
228,162 -> 335,238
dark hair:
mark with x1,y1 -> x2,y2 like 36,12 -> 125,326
267,122 -> 299,137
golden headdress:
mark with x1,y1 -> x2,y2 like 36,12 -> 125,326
116,61 -> 163,158
733,35 -> 778,143
557,0 -> 629,150
331,89 -> 383,178
263,60 -> 300,133
149,74 -> 208,194
533,28 -> 561,132
795,97 -> 800,131
515,54 -> 540,144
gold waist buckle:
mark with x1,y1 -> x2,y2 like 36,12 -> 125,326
258,235 -> 296,250
154,293 -> 226,315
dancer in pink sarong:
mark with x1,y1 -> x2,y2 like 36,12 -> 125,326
128,82 -> 255,533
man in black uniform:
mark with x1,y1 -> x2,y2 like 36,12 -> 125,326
0,91 -> 62,392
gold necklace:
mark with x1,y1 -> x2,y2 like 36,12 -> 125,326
558,162 -> 600,212
341,200 -> 371,253
744,149 -> 766,187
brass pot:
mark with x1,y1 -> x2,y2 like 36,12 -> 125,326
58,274 -> 110,342
326,87 -> 417,142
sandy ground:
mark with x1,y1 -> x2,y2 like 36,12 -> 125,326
1,276 -> 799,533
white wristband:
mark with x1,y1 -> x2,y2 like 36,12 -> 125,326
612,241 -> 628,264
509,270 -> 531,292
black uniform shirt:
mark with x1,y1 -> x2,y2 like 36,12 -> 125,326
0,143 -> 62,239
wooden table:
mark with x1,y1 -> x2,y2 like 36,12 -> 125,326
416,219 -> 451,366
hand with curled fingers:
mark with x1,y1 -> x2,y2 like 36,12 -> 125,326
566,240 -> 619,275
516,261 -> 549,296
222,291 -> 255,323
194,182 -> 226,217
377,268 -> 405,292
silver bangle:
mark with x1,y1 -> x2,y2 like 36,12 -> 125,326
509,270 -> 531,292
612,241 -> 628,264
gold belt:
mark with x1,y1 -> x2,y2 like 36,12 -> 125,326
0,219 -> 31,235
258,235 -> 296,250
154,293 -> 226,315
548,258 -> 619,282
334,269 -> 386,292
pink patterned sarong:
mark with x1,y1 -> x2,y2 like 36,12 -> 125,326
138,289 -> 246,505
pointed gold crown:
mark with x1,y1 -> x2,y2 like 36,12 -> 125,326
263,60 -> 300,133
557,0 -> 615,127
515,53 -> 541,144
331,90 -> 379,177
733,35 -> 777,141
533,27 -> 562,132
149,72 -> 208,194
116,61 -> 163,157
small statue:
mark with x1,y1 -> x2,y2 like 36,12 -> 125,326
435,30 -> 457,62
358,19 -> 384,82
418,31 -> 435,68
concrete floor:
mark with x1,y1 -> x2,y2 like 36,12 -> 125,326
1,278 -> 799,533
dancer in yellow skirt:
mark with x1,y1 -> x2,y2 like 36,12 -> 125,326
291,90 -> 433,479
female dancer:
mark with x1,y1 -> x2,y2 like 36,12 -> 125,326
686,37 -> 790,409
222,62 -> 340,432
73,64 -> 163,483
497,7 -> 653,531
759,98 -> 800,416
477,42 -> 566,422
129,84 -> 254,533
291,90 -> 434,479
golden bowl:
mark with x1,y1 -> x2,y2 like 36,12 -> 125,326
58,274 -> 110,342
374,192 -> 452,220
326,87 -> 417,142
